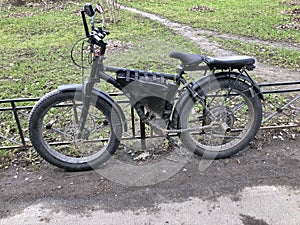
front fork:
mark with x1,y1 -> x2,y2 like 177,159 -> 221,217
77,56 -> 102,139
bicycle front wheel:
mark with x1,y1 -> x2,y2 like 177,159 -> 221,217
179,78 -> 262,159
29,90 -> 122,171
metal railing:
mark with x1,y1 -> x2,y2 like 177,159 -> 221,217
0,98 -> 38,150
259,81 -> 300,129
0,81 -> 299,150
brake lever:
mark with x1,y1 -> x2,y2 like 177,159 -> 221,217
94,27 -> 110,37
103,30 -> 110,35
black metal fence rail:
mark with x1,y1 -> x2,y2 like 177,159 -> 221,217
0,81 -> 299,151
259,81 -> 300,94
259,81 -> 300,129
0,98 -> 38,150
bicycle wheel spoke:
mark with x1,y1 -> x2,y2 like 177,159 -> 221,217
38,96 -> 113,160
180,78 -> 262,157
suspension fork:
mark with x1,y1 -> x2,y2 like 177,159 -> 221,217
77,56 -> 102,139
76,82 -> 94,139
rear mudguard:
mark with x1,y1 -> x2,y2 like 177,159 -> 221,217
172,72 -> 263,128
192,72 -> 263,100
58,84 -> 127,132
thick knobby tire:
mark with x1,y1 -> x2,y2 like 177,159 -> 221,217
179,78 -> 262,159
29,90 -> 122,171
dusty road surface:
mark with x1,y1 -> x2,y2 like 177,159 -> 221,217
0,134 -> 299,225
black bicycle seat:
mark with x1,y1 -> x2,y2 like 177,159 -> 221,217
169,52 -> 204,67
205,56 -> 255,70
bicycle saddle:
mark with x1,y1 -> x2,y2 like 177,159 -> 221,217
170,52 -> 255,71
205,56 -> 255,70
169,52 -> 204,67
169,52 -> 206,71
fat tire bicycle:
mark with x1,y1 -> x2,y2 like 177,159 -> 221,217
28,4 -> 263,171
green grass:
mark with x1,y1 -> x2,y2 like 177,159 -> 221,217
0,149 -> 15,169
214,38 -> 300,68
262,93 -> 300,127
121,0 -> 300,69
123,0 -> 300,43
0,3 -> 83,99
0,2 -> 198,100
1,1 -> 298,100
105,13 -> 199,72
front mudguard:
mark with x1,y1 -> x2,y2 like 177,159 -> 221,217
58,84 -> 127,132
172,72 -> 263,128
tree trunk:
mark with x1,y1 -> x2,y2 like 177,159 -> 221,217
11,0 -> 26,6
100,0 -> 120,27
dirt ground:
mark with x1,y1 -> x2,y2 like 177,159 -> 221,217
0,130 -> 299,224
1,5 -> 300,225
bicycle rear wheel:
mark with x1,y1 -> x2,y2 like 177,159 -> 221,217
179,78 -> 262,159
29,90 -> 122,171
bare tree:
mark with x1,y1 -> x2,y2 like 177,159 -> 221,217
99,0 -> 121,27
11,0 -> 26,6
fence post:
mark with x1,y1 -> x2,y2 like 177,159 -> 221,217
11,101 -> 27,149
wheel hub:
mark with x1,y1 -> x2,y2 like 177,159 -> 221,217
205,106 -> 234,132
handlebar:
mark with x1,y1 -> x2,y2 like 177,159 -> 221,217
81,3 -> 110,55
